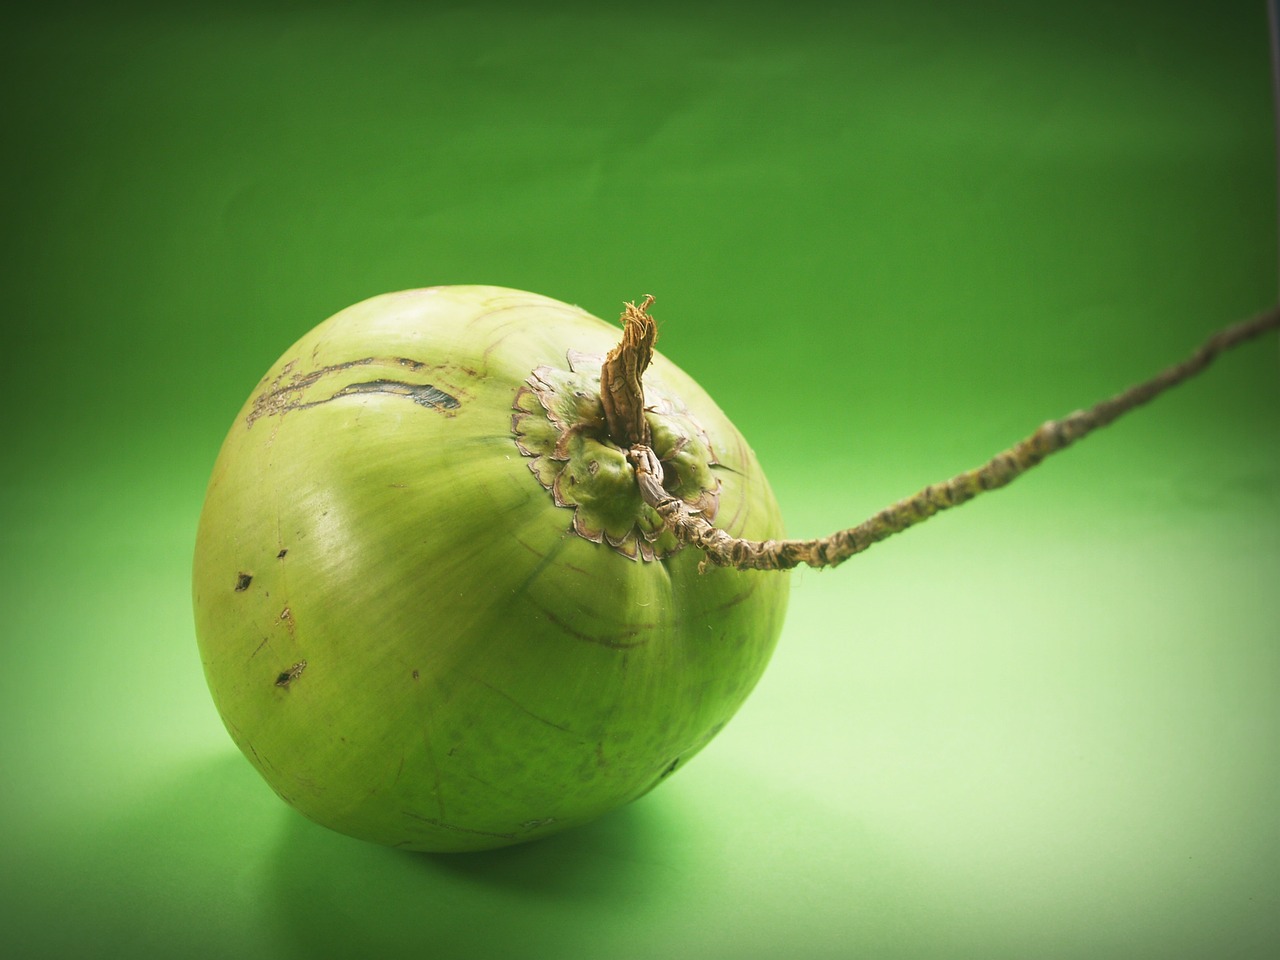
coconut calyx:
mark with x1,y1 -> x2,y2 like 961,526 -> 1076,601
512,296 -> 721,561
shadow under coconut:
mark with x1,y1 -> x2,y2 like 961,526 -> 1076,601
265,788 -> 697,960
15,747 -> 698,959
6,750 -> 300,958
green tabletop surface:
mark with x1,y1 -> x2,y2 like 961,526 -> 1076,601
3,2 -> 1278,958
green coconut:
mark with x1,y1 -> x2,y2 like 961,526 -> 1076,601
192,285 -> 789,852
195,282 -> 1278,853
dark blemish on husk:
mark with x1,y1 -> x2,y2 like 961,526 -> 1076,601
235,572 -> 253,591
275,660 -> 307,688
327,379 -> 461,411
277,549 -> 288,559
659,758 -> 680,779
412,669 -> 420,681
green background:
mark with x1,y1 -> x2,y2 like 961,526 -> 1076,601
3,1 -> 1278,958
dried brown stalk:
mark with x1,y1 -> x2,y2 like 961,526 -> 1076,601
599,295 -> 657,447
626,304 -> 1280,571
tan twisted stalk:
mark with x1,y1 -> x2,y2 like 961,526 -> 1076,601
622,304 -> 1280,571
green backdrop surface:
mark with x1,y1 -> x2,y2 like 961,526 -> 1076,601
2,2 -> 1278,958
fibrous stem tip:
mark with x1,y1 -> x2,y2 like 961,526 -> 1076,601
600,295 -> 657,447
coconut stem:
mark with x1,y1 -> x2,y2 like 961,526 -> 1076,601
600,295 -> 657,448
629,305 -> 1280,571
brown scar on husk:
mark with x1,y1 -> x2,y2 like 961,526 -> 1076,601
245,356 -> 464,427
234,572 -> 253,591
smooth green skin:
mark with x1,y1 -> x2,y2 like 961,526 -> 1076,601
192,286 -> 789,852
